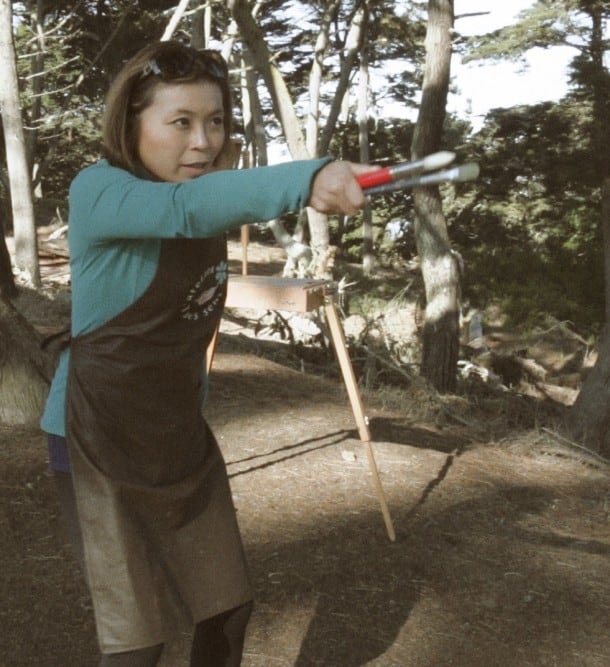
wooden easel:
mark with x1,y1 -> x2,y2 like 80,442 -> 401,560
207,227 -> 396,542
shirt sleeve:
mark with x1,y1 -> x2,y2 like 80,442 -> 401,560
69,158 -> 332,244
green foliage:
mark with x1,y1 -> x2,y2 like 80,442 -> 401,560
445,100 -> 604,329
2,0 -> 608,337
7,1 -> 177,204
452,0 -> 609,329
460,0 -> 608,64
327,110 -> 475,266
461,5 -> 568,63
327,115 -> 414,261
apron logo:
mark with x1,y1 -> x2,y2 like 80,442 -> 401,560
181,261 -> 228,321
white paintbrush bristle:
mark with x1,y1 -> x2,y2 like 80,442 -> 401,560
453,162 -> 480,181
422,151 -> 456,171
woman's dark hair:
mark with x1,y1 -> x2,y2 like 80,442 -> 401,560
102,41 -> 233,173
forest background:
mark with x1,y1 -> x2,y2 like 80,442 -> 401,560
0,0 -> 609,456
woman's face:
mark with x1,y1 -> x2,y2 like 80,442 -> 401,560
136,80 -> 226,183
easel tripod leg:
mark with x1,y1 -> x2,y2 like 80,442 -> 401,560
323,300 -> 396,542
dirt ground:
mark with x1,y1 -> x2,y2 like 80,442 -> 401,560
1,238 -> 609,666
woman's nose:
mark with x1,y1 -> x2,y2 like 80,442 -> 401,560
192,126 -> 209,150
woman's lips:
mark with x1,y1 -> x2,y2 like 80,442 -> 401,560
182,162 -> 209,177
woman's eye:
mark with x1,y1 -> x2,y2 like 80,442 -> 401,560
211,116 -> 224,127
173,117 -> 190,127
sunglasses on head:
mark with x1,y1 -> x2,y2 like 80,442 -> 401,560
140,47 -> 228,82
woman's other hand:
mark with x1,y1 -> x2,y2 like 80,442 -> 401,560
309,161 -> 379,216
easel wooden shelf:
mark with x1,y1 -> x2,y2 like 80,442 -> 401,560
207,218 -> 395,541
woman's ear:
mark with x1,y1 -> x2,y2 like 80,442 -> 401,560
214,137 -> 242,171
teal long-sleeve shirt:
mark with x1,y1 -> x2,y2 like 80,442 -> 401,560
40,157 -> 331,436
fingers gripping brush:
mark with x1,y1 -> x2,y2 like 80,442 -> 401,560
362,162 -> 480,196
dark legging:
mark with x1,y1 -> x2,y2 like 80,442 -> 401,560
96,602 -> 252,666
53,470 -> 252,667
98,643 -> 164,667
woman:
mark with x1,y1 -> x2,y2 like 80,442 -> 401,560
41,40 -> 372,666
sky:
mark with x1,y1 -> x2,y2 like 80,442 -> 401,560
450,0 -> 573,127
269,0 -> 580,161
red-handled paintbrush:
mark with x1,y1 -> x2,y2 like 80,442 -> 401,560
356,151 -> 456,190
364,162 -> 480,196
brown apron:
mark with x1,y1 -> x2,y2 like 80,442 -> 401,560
66,236 -> 252,654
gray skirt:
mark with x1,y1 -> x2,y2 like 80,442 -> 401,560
66,427 -> 253,653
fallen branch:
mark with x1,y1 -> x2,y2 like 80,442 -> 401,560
361,345 -> 483,431
541,427 -> 610,467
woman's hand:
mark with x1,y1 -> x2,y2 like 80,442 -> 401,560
309,161 -> 379,216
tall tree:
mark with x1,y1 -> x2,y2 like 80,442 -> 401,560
462,0 -> 610,451
0,232 -> 16,298
0,0 -> 176,426
226,0 -> 376,276
227,0 -> 332,274
358,7 -> 374,275
0,0 -> 39,285
569,178 -> 610,457
410,0 -> 459,392
566,0 -> 610,455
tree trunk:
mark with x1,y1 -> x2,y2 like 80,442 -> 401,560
410,0 -> 458,393
299,2 -> 342,277
318,4 -> 366,156
358,25 -> 374,275
228,0 -> 337,276
587,2 -> 610,182
189,0 -> 206,49
228,0 -> 308,159
0,293 -> 54,424
28,0 -> 45,197
415,188 -> 461,391
564,4 -> 610,457
308,3 -> 366,277
237,49 -> 309,270
568,178 -> 610,458
0,231 -> 17,298
0,0 -> 40,286
306,0 -> 339,159
161,0 -> 190,41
